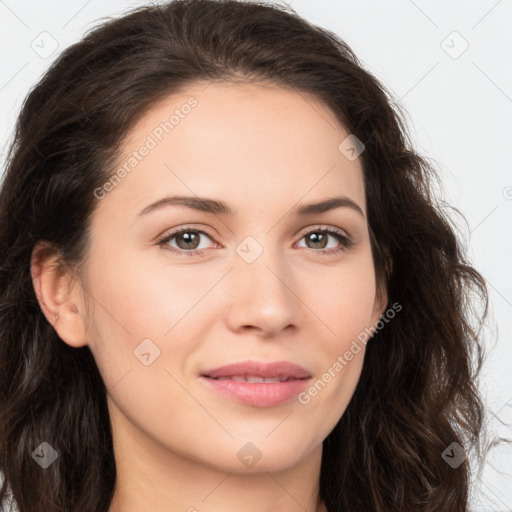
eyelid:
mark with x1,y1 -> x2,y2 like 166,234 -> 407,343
296,224 -> 350,240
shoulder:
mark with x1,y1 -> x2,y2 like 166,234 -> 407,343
0,470 -> 19,512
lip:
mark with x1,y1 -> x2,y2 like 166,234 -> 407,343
200,360 -> 312,408
201,360 -> 312,380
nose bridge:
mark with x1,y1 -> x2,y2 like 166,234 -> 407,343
223,232 -> 301,334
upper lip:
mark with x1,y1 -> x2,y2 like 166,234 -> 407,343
201,360 -> 311,379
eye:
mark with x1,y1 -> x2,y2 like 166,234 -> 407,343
157,227 -> 217,256
296,227 -> 354,255
157,225 -> 354,257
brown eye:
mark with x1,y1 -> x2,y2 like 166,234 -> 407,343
174,231 -> 201,250
304,231 -> 329,249
158,228 -> 216,256
297,228 -> 353,254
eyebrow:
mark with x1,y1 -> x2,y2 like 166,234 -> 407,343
136,195 -> 365,219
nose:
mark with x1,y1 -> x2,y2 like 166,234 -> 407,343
223,242 -> 302,338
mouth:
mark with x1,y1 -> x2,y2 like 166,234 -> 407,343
201,360 -> 311,380
199,360 -> 312,407
205,374 -> 304,383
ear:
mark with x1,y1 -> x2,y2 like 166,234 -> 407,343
369,257 -> 392,329
30,240 -> 88,348
369,284 -> 388,329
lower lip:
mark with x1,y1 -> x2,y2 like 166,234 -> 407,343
200,376 -> 311,407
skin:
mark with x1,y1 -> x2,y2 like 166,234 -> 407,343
31,80 -> 387,512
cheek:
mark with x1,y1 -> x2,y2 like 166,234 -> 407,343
292,256 -> 375,415
83,247 -> 221,387
86,244 -> 201,334
303,253 -> 378,348
83,251 -> 202,442
295,269 -> 373,428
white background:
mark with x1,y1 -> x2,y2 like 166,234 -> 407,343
1,1 -> 511,510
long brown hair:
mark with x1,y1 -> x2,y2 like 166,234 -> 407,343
0,1 -> 495,510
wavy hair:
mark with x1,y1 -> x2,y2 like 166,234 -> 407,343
0,0 -> 494,510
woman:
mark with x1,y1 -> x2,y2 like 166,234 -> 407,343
0,0 -> 492,510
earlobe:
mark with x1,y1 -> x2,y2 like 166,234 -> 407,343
30,240 -> 88,348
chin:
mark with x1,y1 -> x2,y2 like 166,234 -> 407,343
203,437 -> 318,474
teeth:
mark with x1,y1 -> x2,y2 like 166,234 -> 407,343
214,375 -> 290,383
247,376 -> 266,383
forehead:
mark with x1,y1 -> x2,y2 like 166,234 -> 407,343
96,80 -> 366,220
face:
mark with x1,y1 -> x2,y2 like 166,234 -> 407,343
70,81 -> 386,473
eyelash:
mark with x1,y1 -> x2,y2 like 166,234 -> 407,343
157,225 -> 354,257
